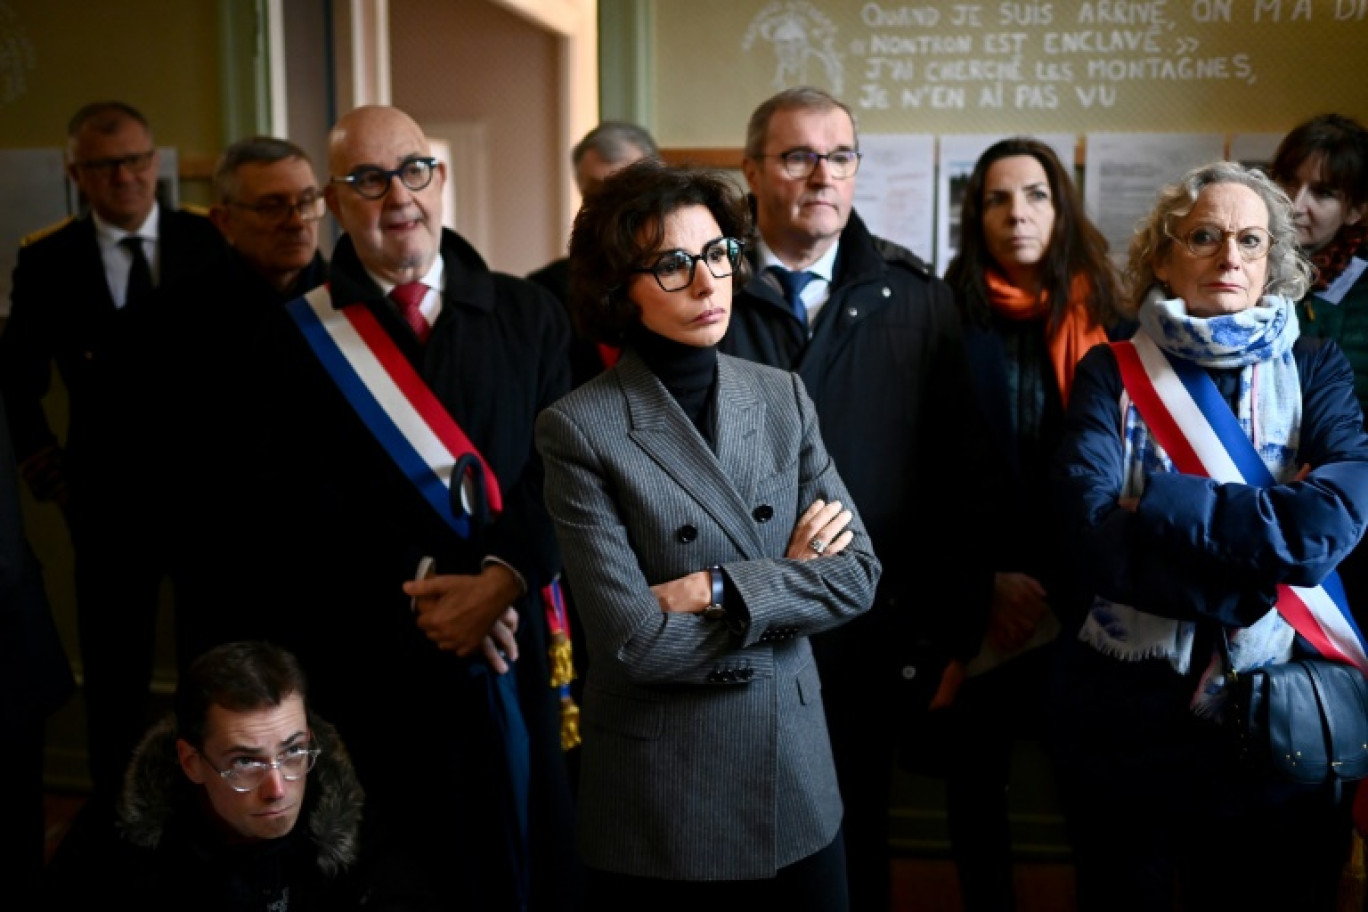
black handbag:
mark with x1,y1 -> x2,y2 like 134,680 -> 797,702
1221,630 -> 1368,786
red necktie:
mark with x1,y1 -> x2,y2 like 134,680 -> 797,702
390,281 -> 431,342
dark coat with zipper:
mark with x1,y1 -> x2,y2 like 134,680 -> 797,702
719,209 -> 994,696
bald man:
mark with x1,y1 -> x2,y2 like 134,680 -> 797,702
247,105 -> 578,911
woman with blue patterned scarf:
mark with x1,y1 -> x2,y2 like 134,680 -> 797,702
1049,161 -> 1368,910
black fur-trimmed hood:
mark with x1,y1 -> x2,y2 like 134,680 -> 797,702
116,711 -> 365,876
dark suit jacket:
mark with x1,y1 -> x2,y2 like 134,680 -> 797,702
0,207 -> 224,493
536,349 -> 880,879
105,247 -> 329,656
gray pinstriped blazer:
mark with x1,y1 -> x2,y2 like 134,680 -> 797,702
535,348 -> 880,881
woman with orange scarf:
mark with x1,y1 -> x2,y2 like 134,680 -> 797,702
938,136 -> 1123,912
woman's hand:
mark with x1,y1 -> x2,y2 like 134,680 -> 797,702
652,571 -> 712,614
648,497 -> 858,615
787,498 -> 854,560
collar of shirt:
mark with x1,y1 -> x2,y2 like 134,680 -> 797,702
93,202 -> 160,308
754,236 -> 840,322
369,255 -> 447,327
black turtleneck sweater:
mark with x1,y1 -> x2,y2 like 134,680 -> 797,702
628,325 -> 720,448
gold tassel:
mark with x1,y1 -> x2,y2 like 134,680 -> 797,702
547,630 -> 581,751
559,695 -> 582,751
548,631 -> 575,689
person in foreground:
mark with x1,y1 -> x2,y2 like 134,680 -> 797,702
248,104 -> 578,909
535,159 -> 881,910
941,135 -> 1124,911
1050,160 -> 1368,910
44,640 -> 441,910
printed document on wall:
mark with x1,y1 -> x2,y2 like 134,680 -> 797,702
1084,133 -> 1224,268
854,133 -> 936,268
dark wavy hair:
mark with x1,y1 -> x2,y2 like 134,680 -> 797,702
1270,113 -> 1368,215
944,136 -> 1120,333
174,640 -> 309,750
568,159 -> 752,345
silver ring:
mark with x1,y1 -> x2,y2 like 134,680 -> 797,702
809,537 -> 827,554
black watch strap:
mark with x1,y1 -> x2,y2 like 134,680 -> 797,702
703,565 -> 727,621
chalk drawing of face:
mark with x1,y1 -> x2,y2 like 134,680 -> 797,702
742,2 -> 844,96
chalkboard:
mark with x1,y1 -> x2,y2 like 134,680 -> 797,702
654,0 -> 1368,147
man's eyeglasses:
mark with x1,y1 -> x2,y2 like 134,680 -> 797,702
760,149 -> 862,180
632,237 -> 744,292
230,191 -> 326,223
199,745 -> 321,793
73,150 -> 156,176
330,156 -> 438,200
1166,224 -> 1275,262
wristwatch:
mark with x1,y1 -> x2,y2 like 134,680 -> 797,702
703,565 -> 727,621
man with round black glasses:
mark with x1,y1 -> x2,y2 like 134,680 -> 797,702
44,640 -> 443,910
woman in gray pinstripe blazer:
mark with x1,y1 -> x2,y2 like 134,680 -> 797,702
535,160 -> 880,910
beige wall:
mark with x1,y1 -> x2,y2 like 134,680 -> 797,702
391,0 -> 563,275
2,0 -> 223,198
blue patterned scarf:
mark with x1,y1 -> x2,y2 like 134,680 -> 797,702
1077,288 -> 1302,716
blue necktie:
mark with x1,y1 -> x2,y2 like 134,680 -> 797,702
770,265 -> 815,325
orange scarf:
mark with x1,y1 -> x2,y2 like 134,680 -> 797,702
985,269 -> 1106,406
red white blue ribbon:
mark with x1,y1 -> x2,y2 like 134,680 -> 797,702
1113,334 -> 1368,673
286,285 -> 503,539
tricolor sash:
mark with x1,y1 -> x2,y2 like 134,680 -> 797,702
1112,334 -> 1368,674
286,285 -> 503,538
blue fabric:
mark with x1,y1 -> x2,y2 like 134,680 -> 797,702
470,658 -> 532,909
769,266 -> 816,324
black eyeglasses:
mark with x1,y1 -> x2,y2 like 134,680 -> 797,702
230,191 -> 326,223
74,150 -> 156,175
760,149 -> 862,180
1166,224 -> 1274,262
330,156 -> 438,200
198,745 -> 321,793
632,237 -> 744,292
